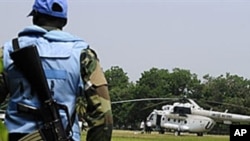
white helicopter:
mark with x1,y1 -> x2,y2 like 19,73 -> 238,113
146,98 -> 250,136
112,97 -> 250,136
112,98 -> 215,136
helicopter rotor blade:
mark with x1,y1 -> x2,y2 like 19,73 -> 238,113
140,101 -> 171,111
111,97 -> 179,104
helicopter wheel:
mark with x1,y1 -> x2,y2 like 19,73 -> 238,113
197,132 -> 203,136
158,129 -> 165,134
174,131 -> 180,136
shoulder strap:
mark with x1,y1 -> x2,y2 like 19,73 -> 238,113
12,38 -> 20,51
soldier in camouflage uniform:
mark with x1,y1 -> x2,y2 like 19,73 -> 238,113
0,0 -> 113,141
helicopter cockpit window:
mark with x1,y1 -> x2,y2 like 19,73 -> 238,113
148,114 -> 154,120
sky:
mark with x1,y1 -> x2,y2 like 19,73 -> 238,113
1,0 -> 250,82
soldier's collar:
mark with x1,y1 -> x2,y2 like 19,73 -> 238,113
41,26 -> 61,31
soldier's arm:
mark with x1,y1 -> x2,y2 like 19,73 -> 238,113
0,47 -> 8,104
80,47 -> 113,141
0,47 -> 9,104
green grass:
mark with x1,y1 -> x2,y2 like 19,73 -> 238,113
81,130 -> 230,141
0,122 -> 8,141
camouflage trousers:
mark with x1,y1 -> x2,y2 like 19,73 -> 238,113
86,124 -> 113,141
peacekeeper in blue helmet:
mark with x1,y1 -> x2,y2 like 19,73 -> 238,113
0,0 -> 113,141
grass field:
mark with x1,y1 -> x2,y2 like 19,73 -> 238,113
81,130 -> 230,141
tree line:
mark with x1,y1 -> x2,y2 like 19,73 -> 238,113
105,66 -> 250,133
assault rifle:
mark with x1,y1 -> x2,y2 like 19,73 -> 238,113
10,41 -> 72,141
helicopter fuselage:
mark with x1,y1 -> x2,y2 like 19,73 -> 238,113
147,110 -> 215,135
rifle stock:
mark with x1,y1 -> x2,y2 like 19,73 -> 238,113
10,46 -> 71,141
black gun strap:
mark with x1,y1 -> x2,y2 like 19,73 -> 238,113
66,109 -> 76,136
12,38 -> 20,51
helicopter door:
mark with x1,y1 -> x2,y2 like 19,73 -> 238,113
156,115 -> 162,126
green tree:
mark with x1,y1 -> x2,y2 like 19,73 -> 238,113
201,73 -> 250,114
168,68 -> 200,97
133,68 -> 172,123
104,66 -> 135,128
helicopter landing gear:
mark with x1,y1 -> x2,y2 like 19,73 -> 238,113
197,132 -> 203,136
158,129 -> 165,134
174,131 -> 181,136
